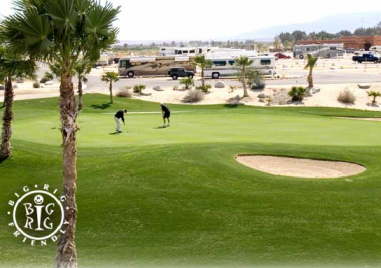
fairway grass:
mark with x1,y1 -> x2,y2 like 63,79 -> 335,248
1,94 -> 381,268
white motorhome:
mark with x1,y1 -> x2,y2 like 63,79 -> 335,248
204,56 -> 276,79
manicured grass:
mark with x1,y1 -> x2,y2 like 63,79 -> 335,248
1,94 -> 381,268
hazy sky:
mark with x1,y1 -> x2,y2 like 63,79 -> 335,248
1,0 -> 381,41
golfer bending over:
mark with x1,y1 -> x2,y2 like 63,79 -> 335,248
114,109 -> 127,133
160,103 -> 170,127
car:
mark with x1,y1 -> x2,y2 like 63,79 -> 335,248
352,54 -> 380,63
274,53 -> 291,59
168,67 -> 194,80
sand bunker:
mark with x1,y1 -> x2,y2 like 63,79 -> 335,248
236,155 -> 365,179
336,117 -> 381,122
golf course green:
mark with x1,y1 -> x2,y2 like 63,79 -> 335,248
1,93 -> 381,268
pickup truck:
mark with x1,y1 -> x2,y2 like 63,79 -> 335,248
352,54 -> 380,63
168,67 -> 194,80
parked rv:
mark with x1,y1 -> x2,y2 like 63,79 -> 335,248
294,44 -> 345,59
369,46 -> 381,53
118,56 -> 196,78
204,56 -> 276,79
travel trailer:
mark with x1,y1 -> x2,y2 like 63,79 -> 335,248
369,46 -> 381,53
95,52 -> 114,66
293,44 -> 345,59
203,56 -> 276,79
159,47 -> 218,56
118,56 -> 195,77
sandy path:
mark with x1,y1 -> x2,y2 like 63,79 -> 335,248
236,155 -> 366,179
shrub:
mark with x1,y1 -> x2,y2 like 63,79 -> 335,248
183,90 -> 205,103
180,77 -> 194,89
116,89 -> 132,98
251,75 -> 266,90
196,84 -> 212,93
33,81 -> 40,88
40,77 -> 48,84
133,84 -> 146,94
338,89 -> 356,104
173,86 -> 179,91
288,86 -> 307,101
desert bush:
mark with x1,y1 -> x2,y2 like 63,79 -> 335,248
288,86 -> 307,101
196,84 -> 212,93
183,90 -> 205,103
133,84 -> 146,94
173,86 -> 179,91
33,81 -> 40,88
251,75 -> 266,90
116,89 -> 132,98
180,77 -> 194,89
338,89 -> 356,104
40,77 -> 49,84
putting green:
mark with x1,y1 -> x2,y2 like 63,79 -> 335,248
1,94 -> 381,268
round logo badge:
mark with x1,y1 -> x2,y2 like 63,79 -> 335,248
7,184 -> 68,246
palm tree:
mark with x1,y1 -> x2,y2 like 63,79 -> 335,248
235,56 -> 254,98
102,72 -> 119,104
1,1 -> 120,267
304,54 -> 318,88
193,55 -> 212,87
74,61 -> 92,110
0,46 -> 35,160
367,91 -> 381,104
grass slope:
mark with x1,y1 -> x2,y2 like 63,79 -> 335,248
1,94 -> 381,268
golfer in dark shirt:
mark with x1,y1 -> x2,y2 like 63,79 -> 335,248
114,110 -> 127,133
160,103 -> 170,127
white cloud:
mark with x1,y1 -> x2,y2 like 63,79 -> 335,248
1,0 -> 381,40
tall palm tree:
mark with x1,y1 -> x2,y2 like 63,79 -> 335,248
102,72 -> 119,104
74,60 -> 92,110
0,51 -> 35,160
193,55 -> 212,87
236,56 -> 254,98
304,54 -> 318,88
1,1 -> 120,267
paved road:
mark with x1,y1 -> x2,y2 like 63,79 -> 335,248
36,64 -> 381,93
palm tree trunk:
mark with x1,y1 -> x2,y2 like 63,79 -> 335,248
201,68 -> 205,87
308,68 -> 313,88
56,74 -> 78,268
109,81 -> 113,104
78,79 -> 83,111
242,66 -> 248,98
0,78 -> 14,160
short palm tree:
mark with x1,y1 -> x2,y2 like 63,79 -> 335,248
75,60 -> 92,110
236,56 -> 254,97
102,72 -> 119,104
193,55 -> 212,87
0,45 -> 35,160
1,1 -> 120,267
304,54 -> 318,88
367,91 -> 381,104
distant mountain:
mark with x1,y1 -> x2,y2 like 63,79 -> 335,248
236,12 -> 381,40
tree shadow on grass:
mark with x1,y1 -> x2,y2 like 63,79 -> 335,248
91,103 -> 111,110
223,103 -> 244,108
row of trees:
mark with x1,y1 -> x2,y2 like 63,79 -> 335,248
0,1 -> 120,268
277,21 -> 381,48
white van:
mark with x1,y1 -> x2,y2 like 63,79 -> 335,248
204,56 -> 276,79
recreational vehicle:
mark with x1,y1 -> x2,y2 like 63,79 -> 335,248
159,47 -> 218,56
369,46 -> 381,53
204,56 -> 276,79
118,56 -> 195,78
293,44 -> 345,59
